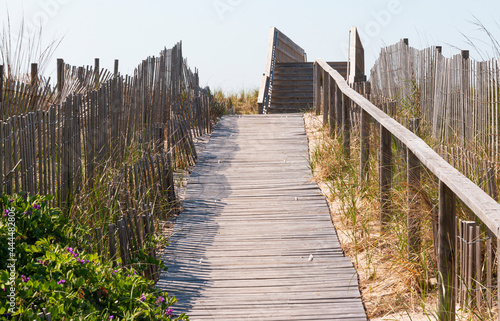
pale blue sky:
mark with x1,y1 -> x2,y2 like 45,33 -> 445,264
1,0 -> 500,93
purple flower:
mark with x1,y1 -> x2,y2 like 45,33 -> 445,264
165,308 -> 173,316
109,316 -> 114,320
32,204 -> 41,210
21,275 -> 29,282
57,279 -> 66,285
156,296 -> 165,305
9,199 -> 13,202
140,294 -> 146,302
73,253 -> 79,258
3,209 -> 8,217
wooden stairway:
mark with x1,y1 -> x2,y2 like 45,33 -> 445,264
268,62 -> 348,114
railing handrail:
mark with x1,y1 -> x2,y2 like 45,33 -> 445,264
316,58 -> 500,238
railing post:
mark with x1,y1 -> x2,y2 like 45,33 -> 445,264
335,83 -> 342,137
438,181 -> 456,321
342,94 -> 350,161
407,118 -> 421,256
314,62 -> 321,115
322,74 -> 330,126
364,81 -> 371,101
380,124 -> 392,228
498,237 -> 500,321
360,109 -> 370,183
329,78 -> 336,138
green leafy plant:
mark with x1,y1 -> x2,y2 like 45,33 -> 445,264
0,192 -> 188,321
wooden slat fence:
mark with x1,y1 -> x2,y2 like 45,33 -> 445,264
0,41 -> 215,291
370,40 -> 500,171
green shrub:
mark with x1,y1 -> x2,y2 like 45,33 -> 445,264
0,193 -> 188,320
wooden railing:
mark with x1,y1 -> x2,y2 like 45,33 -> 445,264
257,27 -> 306,114
314,58 -> 500,321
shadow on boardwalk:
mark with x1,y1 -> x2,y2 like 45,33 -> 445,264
158,114 -> 367,320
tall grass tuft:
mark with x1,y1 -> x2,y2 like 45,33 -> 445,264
0,13 -> 62,80
213,88 -> 259,115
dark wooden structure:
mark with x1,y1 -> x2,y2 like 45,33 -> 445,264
257,27 -> 348,114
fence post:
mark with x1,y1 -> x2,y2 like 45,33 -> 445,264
314,62 -> 321,115
31,63 -> 38,87
61,98 -> 71,209
94,58 -> 100,89
438,181 -> 456,321
108,224 -> 117,267
407,118 -> 421,256
57,58 -> 65,105
114,59 -> 119,77
95,228 -> 103,256
380,125 -> 392,229
0,64 -> 3,104
322,73 -> 330,126
360,109 -> 370,183
342,94 -> 350,161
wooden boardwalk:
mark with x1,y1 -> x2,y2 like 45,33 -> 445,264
158,114 -> 367,320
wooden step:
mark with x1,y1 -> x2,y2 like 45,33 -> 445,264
273,74 -> 313,81
327,62 -> 348,79
271,91 -> 313,99
271,98 -> 313,106
268,62 -> 314,113
275,62 -> 313,68
274,68 -> 313,76
272,80 -> 312,88
268,104 -> 313,113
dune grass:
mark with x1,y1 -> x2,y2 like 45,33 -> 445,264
213,88 -> 259,115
